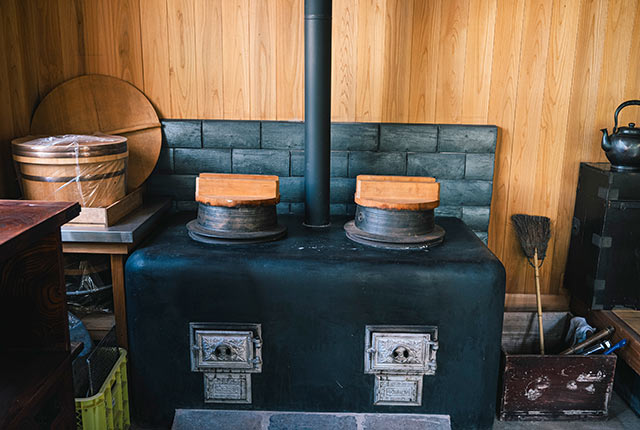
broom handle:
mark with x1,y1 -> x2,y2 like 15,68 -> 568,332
534,249 -> 545,355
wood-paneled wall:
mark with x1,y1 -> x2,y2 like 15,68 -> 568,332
2,0 -> 639,296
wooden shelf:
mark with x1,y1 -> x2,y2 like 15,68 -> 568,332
0,344 -> 81,428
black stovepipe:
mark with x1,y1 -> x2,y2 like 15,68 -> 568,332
304,0 -> 332,227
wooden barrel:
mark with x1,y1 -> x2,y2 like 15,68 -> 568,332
12,135 -> 128,207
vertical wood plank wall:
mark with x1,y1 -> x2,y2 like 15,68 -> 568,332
1,0 -> 639,296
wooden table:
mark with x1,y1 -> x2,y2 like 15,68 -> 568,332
61,198 -> 170,348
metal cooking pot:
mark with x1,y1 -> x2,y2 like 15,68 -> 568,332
601,100 -> 640,171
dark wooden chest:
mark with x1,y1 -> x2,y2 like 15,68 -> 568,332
565,162 -> 640,311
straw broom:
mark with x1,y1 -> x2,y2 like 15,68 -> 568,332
511,214 -> 551,355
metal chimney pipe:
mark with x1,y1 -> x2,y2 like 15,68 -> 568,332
304,0 -> 332,227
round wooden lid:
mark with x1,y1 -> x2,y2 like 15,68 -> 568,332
30,75 -> 161,191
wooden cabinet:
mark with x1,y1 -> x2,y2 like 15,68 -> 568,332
0,200 -> 80,429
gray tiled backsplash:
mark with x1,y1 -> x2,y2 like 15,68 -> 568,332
150,120 -> 497,243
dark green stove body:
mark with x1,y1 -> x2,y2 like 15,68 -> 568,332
125,213 -> 505,429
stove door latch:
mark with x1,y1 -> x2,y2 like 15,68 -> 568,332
189,322 -> 262,404
364,325 -> 438,407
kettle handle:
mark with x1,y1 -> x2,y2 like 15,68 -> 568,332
613,100 -> 640,133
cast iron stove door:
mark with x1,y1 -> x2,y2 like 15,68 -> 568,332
189,323 -> 262,404
365,325 -> 438,406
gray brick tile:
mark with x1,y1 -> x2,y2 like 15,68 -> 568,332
348,151 -> 406,177
153,147 -> 173,174
283,178 -> 354,203
203,120 -> 260,148
465,153 -> 495,180
269,413 -> 356,430
291,150 -> 348,177
407,153 -> 465,179
290,203 -> 349,216
276,203 -> 290,215
380,124 -> 437,152
438,125 -> 497,153
174,148 -> 231,174
162,120 -> 201,148
462,206 -> 491,231
279,177 -> 304,202
435,206 -> 462,218
290,202 -> 304,215
262,121 -> 304,149
147,174 -> 196,201
232,149 -> 290,176
439,180 -> 493,206
331,178 -> 356,203
331,204 -> 348,215
331,123 -> 378,150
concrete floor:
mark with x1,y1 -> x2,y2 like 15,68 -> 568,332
493,392 -> 640,430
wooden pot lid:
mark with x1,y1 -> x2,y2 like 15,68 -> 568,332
354,175 -> 440,211
196,173 -> 280,207
30,75 -> 162,192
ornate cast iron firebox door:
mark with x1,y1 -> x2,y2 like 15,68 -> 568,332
364,325 -> 438,406
189,323 -> 262,404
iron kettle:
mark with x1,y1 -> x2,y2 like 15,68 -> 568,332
601,100 -> 640,171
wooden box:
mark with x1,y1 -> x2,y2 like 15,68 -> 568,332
499,312 -> 617,421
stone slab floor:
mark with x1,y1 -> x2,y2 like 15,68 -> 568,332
132,392 -> 639,430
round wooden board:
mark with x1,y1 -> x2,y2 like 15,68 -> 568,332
30,75 -> 162,192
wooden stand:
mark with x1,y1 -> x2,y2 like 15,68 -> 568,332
0,200 -> 81,429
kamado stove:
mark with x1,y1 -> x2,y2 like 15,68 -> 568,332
125,2 -> 505,429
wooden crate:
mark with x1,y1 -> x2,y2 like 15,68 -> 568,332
499,312 -> 617,421
66,187 -> 143,227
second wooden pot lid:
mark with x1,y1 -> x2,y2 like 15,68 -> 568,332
30,74 -> 162,191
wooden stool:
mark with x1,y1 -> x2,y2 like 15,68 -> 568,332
187,173 -> 287,244
344,175 -> 445,249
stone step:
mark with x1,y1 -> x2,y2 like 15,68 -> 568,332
172,410 -> 451,430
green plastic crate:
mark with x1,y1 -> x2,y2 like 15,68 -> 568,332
75,348 -> 130,430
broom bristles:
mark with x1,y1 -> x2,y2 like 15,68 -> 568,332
511,214 -> 551,261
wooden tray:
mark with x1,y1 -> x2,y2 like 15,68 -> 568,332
355,175 -> 440,211
66,187 -> 143,227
